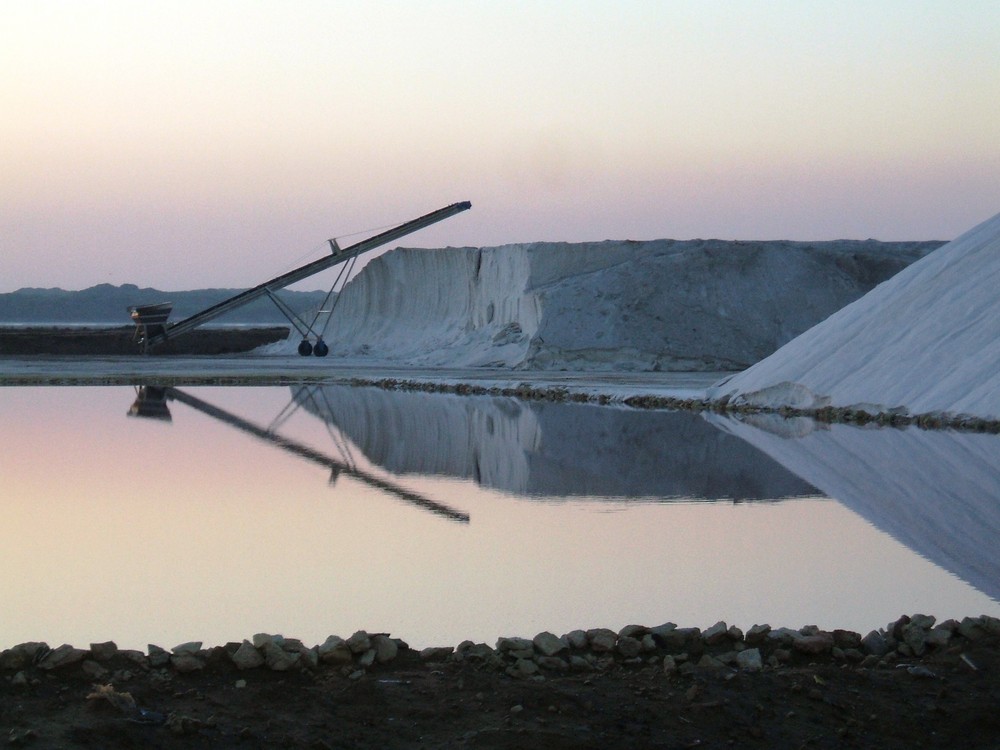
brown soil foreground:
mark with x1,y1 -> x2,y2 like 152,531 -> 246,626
0,327 -> 289,356
4,617 -> 1000,749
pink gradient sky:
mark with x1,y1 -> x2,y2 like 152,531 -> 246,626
2,2 -> 998,292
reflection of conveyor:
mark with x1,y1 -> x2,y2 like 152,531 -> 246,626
128,386 -> 469,524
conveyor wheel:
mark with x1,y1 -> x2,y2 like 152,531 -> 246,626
297,340 -> 313,356
313,340 -> 329,357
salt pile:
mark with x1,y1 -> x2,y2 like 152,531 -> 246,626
710,212 -> 1000,421
284,238 -> 932,372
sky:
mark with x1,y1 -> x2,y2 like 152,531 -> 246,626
2,1 -> 998,292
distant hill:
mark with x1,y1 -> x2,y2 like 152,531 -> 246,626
0,283 -> 331,325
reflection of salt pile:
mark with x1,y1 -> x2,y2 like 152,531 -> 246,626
292,384 -> 816,500
713,414 -> 1000,602
297,239 -> 933,371
711,212 -> 1000,420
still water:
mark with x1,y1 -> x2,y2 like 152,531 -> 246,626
2,385 -> 998,651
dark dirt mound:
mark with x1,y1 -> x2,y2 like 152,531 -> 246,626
0,327 -> 289,356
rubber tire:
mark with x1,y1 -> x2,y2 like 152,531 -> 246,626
297,340 -> 313,356
313,340 -> 329,357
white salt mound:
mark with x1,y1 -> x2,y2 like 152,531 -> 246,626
710,212 -> 1000,421
282,239 -> 932,372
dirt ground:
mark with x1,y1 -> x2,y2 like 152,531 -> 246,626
3,632 -> 1000,749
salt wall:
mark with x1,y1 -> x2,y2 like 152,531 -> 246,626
326,239 -> 939,371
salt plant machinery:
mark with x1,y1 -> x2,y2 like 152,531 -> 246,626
129,201 -> 471,355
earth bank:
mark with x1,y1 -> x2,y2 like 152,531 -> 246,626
4,615 -> 1000,748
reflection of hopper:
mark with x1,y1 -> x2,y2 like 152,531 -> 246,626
128,303 -> 173,353
127,386 -> 172,421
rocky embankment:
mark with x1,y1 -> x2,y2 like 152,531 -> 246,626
5,613 -> 995,686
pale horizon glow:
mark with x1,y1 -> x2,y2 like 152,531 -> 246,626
2,1 -> 998,291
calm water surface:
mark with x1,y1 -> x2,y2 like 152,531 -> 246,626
1,385 -> 998,651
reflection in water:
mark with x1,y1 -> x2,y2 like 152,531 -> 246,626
129,386 -> 469,523
2,385 -> 998,651
288,384 -> 1000,605
713,414 -> 1000,602
290,384 -> 817,501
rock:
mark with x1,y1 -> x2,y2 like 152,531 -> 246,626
533,632 -> 568,657
832,630 -> 862,649
231,641 -> 265,670
81,660 -> 109,679
277,640 -> 317,669
263,641 -> 299,671
496,637 -> 534,658
909,614 -> 936,630
166,713 -> 204,736
925,626 -> 953,649
89,641 -> 118,661
586,629 -> 618,652
658,627 -> 701,650
696,654 -> 727,670
766,628 -> 803,647
616,636 -> 642,659
506,658 -> 539,679
38,644 -> 87,671
861,631 -> 890,656
702,621 -> 729,646
370,635 -> 398,664
234,679 -> 247,689
727,625 -> 744,643
280,638 -> 306,653
358,649 -> 376,668
772,648 -> 792,664
662,655 -> 678,675
148,645 -> 171,668
536,656 -> 567,671
318,636 -> 353,665
11,671 -> 29,687
171,641 -> 202,656
252,633 -> 279,649
564,630 -> 588,650
618,624 -> 649,639
957,617 -> 988,641
902,624 -> 928,656
745,624 -> 771,645
460,643 -> 495,661
640,634 -> 657,652
980,615 -> 1000,635
122,650 -> 148,668
889,615 -> 911,640
568,655 -> 593,672
649,623 -> 678,643
842,648 -> 864,663
419,646 -> 454,661
793,634 -> 834,655
170,654 -> 205,673
0,642 -> 48,671
346,631 -> 371,654
736,648 -> 762,672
